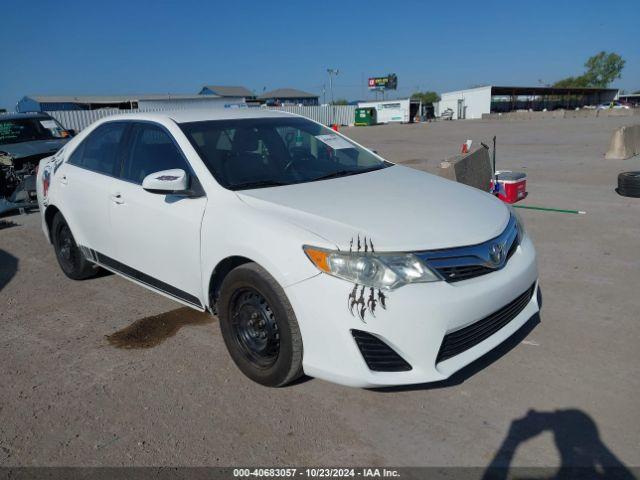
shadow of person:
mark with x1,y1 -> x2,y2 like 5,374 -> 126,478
0,249 -> 19,292
483,409 -> 635,480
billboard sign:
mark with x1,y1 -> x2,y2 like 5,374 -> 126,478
368,74 -> 398,91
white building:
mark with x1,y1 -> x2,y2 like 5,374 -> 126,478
436,86 -> 492,120
435,85 -> 619,120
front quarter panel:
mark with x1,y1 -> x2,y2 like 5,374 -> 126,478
200,192 -> 332,307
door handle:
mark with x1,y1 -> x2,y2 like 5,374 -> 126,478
59,175 -> 68,185
111,193 -> 124,204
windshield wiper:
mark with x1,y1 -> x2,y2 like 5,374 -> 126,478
311,165 -> 387,182
230,180 -> 287,191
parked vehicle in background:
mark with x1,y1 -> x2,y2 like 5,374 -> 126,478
36,109 -> 539,388
1,113 -> 73,214
597,101 -> 630,110
440,107 -> 454,120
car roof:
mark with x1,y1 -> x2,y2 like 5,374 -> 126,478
0,112 -> 52,121
95,108 -> 297,125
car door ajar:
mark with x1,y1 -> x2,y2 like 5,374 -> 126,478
58,122 -> 127,259
109,122 -> 207,309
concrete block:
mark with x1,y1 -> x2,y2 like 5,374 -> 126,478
438,146 -> 492,191
605,124 -> 640,160
598,108 -> 634,118
565,109 -> 598,119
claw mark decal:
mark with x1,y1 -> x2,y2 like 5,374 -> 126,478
366,287 -> 377,316
346,236 -> 389,322
377,290 -> 387,309
357,286 -> 367,320
348,284 -> 358,315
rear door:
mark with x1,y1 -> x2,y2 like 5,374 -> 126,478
109,121 -> 207,309
58,121 -> 128,258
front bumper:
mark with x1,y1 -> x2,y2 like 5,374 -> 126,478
285,235 -> 539,387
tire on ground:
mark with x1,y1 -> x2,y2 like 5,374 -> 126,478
616,171 -> 640,198
217,262 -> 304,387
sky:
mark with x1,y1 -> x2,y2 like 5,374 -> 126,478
1,0 -> 639,110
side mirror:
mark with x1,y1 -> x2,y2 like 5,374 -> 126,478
142,169 -> 189,194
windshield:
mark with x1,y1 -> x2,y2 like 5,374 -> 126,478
180,117 -> 390,190
0,117 -> 68,145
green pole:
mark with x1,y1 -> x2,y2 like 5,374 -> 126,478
513,205 -> 586,215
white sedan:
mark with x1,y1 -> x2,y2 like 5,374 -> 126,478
37,109 -> 539,388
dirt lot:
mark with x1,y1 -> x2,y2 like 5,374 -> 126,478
1,116 -> 639,471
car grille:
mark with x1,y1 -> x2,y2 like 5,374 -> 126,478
416,214 -> 520,283
436,265 -> 495,282
351,330 -> 412,372
436,283 -> 536,363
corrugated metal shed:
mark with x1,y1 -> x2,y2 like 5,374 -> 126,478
17,94 -> 222,112
45,104 -> 356,132
259,88 -> 318,99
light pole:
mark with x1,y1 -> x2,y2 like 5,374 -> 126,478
327,68 -> 339,126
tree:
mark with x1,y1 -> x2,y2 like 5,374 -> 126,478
553,75 -> 591,88
332,98 -> 349,105
583,51 -> 625,87
553,51 -> 625,88
411,91 -> 441,104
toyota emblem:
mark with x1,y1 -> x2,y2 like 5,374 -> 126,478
489,243 -> 505,265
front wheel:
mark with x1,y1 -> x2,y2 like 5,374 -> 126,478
51,213 -> 97,280
217,263 -> 303,387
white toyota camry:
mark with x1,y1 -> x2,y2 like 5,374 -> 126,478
37,109 -> 539,388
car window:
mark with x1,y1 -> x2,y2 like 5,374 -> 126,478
0,117 -> 68,145
180,117 -> 388,190
120,123 -> 190,184
67,122 -> 126,175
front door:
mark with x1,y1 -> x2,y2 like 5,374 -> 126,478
109,122 -> 207,309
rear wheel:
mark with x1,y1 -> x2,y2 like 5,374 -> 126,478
218,263 -> 303,387
51,213 -> 97,280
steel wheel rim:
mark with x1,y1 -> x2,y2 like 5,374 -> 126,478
57,225 -> 77,270
230,288 -> 280,368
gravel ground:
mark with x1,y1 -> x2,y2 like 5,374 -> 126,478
1,116 -> 639,471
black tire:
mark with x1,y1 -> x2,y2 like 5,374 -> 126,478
51,213 -> 97,280
217,262 -> 303,387
616,171 -> 640,198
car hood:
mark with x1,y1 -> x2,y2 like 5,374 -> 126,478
0,138 -> 69,160
237,165 -> 510,251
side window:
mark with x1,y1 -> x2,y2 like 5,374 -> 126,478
67,123 -> 126,175
66,141 -> 85,167
120,123 -> 190,184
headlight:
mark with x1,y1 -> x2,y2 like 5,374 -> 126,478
303,245 -> 441,290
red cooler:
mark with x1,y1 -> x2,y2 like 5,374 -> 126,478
491,171 -> 527,204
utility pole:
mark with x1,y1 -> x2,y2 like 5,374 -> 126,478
327,68 -> 339,126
